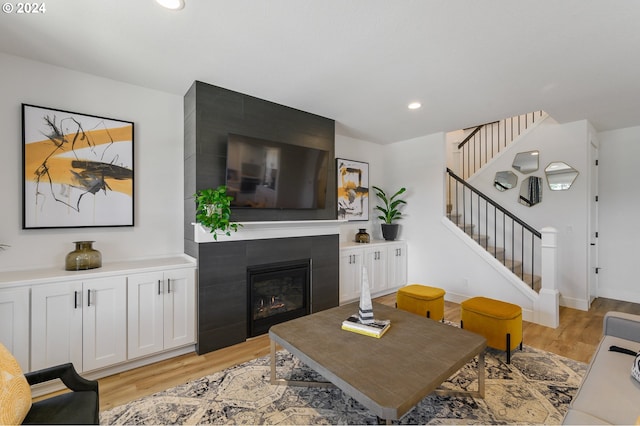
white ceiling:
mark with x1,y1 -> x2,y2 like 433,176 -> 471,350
1,0 -> 639,144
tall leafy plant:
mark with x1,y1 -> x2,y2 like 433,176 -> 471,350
194,185 -> 241,240
372,186 -> 407,224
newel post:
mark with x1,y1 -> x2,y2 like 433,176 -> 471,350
537,227 -> 559,328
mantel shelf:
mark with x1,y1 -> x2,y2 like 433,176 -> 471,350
192,220 -> 347,243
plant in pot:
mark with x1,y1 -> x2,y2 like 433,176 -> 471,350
372,185 -> 407,241
194,185 -> 242,240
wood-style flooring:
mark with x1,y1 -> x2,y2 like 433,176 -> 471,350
94,296 -> 640,411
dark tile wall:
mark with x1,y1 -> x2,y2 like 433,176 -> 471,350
196,235 -> 339,355
184,81 -> 336,248
183,81 -> 340,354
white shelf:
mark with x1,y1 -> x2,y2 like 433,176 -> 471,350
193,220 -> 346,243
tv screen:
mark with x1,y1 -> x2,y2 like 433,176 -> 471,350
226,134 -> 329,209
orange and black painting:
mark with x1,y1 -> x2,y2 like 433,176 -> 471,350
22,104 -> 134,228
337,158 -> 368,221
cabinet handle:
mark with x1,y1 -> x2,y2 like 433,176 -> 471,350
158,280 -> 162,295
74,291 -> 79,309
167,278 -> 171,294
87,289 -> 91,307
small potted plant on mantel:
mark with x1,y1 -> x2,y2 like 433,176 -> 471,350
372,185 -> 407,241
194,185 -> 242,240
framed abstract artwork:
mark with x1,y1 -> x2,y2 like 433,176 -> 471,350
22,104 -> 135,229
336,158 -> 369,221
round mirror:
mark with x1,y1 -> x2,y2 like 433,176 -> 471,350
494,171 -> 518,192
512,150 -> 539,174
545,162 -> 578,191
519,176 -> 543,207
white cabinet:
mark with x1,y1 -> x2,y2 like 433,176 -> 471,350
339,248 -> 364,303
364,246 -> 387,295
127,269 -> 196,359
0,287 -> 29,371
0,256 -> 196,393
386,242 -> 408,289
31,277 -> 127,373
339,241 -> 407,303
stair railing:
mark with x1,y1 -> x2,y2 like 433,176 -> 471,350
457,111 -> 544,179
446,168 -> 542,289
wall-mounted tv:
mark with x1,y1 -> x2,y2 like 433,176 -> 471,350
226,133 -> 330,209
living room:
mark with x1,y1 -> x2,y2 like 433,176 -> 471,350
1,1 -> 640,424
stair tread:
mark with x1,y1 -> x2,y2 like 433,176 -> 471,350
448,216 -> 542,292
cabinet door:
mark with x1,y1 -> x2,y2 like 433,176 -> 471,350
339,249 -> 363,303
163,269 -> 196,350
31,282 -> 83,371
365,247 -> 387,295
127,272 -> 165,359
82,277 -> 127,372
387,243 -> 408,290
0,287 -> 30,371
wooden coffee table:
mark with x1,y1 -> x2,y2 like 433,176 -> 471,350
269,302 -> 486,423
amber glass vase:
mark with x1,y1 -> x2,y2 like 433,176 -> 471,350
355,228 -> 370,244
65,241 -> 102,271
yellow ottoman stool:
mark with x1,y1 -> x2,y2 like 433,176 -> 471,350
396,284 -> 445,321
460,296 -> 523,364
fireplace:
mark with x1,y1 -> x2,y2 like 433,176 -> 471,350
247,259 -> 311,337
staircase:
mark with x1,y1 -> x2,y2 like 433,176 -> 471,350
454,111 -> 546,179
446,111 -> 548,292
446,168 -> 542,292
447,213 -> 541,291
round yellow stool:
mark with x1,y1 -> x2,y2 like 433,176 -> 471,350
396,284 -> 445,321
460,296 -> 523,364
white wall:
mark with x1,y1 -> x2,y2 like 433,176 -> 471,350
0,53 -> 184,271
597,125 -> 640,303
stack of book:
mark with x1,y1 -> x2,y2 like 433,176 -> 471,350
341,315 -> 391,338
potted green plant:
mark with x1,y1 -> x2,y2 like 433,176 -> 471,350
372,185 -> 407,241
194,185 -> 241,240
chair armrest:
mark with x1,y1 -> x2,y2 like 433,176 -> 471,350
24,363 -> 98,393
603,311 -> 640,343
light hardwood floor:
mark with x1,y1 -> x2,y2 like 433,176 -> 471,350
94,295 -> 640,411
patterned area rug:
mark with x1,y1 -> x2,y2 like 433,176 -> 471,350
101,345 -> 585,425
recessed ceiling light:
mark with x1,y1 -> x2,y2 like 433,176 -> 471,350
408,102 -> 422,110
155,0 -> 185,10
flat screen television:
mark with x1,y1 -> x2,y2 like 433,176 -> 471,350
226,133 -> 330,209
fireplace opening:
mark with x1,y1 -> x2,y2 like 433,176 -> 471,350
247,259 -> 311,337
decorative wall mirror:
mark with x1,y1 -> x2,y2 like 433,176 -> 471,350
519,176 -> 543,207
545,161 -> 579,191
494,171 -> 518,192
512,150 -> 539,174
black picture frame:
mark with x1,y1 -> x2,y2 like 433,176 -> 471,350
22,104 -> 134,229
336,158 -> 369,221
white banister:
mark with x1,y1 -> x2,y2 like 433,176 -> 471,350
536,227 -> 560,328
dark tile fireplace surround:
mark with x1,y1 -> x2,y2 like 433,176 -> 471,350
196,235 -> 338,354
184,81 -> 340,354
